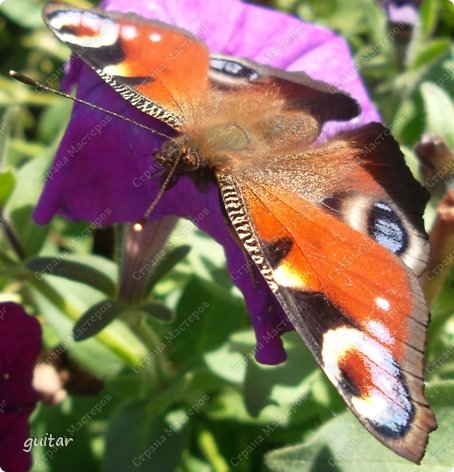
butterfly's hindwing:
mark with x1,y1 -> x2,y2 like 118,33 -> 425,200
217,166 -> 436,463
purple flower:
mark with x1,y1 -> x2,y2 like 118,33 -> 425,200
0,302 -> 41,472
380,0 -> 420,25
34,0 -> 380,364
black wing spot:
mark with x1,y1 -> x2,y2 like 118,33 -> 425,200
264,237 -> 293,268
67,40 -> 126,68
86,40 -> 126,66
321,195 -> 343,217
339,367 -> 361,397
367,202 -> 408,255
111,75 -> 154,86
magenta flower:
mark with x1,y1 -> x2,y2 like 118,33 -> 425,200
34,0 -> 380,364
0,302 -> 41,472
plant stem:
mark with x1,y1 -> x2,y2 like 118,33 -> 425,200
121,309 -> 174,390
198,429 -> 230,472
0,211 -> 26,261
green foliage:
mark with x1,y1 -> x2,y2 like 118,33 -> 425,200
26,257 -> 117,297
104,401 -> 188,472
0,0 -> 453,471
420,83 -> 454,149
266,383 -> 454,471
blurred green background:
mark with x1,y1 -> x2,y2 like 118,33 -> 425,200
0,0 -> 454,471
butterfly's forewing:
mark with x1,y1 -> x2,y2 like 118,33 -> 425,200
209,55 -> 360,124
217,123 -> 436,463
43,2 -> 209,129
44,2 -> 362,133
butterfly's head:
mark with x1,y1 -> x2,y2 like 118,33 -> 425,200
153,137 -> 202,175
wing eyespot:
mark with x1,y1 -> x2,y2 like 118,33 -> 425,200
321,326 -> 415,439
322,193 -> 427,274
367,201 -> 408,255
209,57 -> 260,81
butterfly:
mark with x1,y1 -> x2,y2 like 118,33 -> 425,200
42,1 -> 436,463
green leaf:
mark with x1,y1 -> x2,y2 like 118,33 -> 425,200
265,381 -> 454,471
138,301 -> 174,322
429,264 -> 454,321
244,333 -> 317,417
421,82 -> 454,149
440,0 -> 454,27
30,285 -> 126,378
294,0 -> 373,41
107,371 -> 145,397
0,106 -> 20,166
406,0 -> 443,68
30,392 -> 116,472
420,0 -> 438,39
0,169 -> 15,207
180,454 -> 212,472
103,401 -> 187,472
0,0 -> 45,28
174,222 -> 226,282
73,300 -> 125,341
30,278 -> 148,375
204,337 -> 252,385
6,152 -> 53,256
169,277 -> 247,365
362,0 -> 387,46
146,244 -> 191,291
411,38 -> 450,69
37,98 -> 71,143
8,205 -> 48,257
26,257 -> 116,296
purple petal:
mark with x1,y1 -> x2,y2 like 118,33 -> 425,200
34,0 -> 380,364
0,303 -> 41,472
379,0 -> 421,25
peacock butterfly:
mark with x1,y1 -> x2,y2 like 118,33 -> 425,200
41,1 -> 436,463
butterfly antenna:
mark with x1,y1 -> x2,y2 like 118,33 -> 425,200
133,153 -> 183,232
9,70 -> 173,140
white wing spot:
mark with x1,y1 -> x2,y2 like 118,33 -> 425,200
50,11 -> 120,48
122,25 -> 138,41
149,32 -> 162,42
375,296 -> 390,311
367,320 -> 394,345
48,11 -> 83,30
